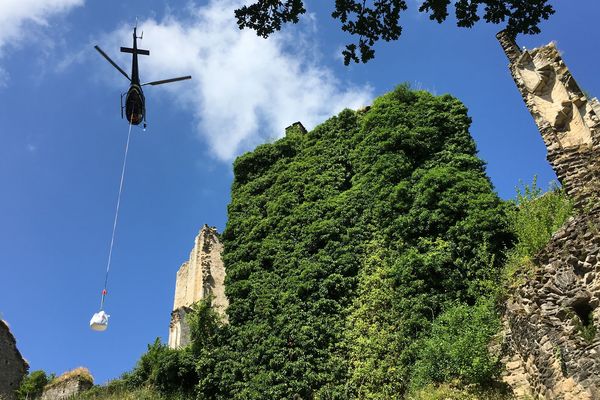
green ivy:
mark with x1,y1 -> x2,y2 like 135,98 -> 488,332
207,85 -> 513,399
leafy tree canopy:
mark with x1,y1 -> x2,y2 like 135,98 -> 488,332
234,0 -> 555,64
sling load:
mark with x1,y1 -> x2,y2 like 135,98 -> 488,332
90,310 -> 110,331
90,26 -> 192,331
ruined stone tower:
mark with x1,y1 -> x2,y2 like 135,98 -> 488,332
498,31 -> 600,399
497,30 -> 600,208
168,225 -> 228,349
0,320 -> 28,400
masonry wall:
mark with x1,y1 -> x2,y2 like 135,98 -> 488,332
503,210 -> 600,399
168,225 -> 228,349
168,307 -> 191,349
41,379 -> 93,400
40,368 -> 93,400
498,30 -> 600,399
0,320 -> 28,400
497,31 -> 600,209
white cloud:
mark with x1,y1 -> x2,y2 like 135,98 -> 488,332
0,67 -> 8,87
0,0 -> 83,56
100,0 -> 373,160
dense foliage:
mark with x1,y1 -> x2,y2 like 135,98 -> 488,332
79,178 -> 572,400
79,89 -> 578,400
194,85 -> 514,398
503,179 -> 573,288
122,338 -> 196,396
75,385 -> 170,400
234,0 -> 555,64
410,300 -> 501,389
17,370 -> 53,400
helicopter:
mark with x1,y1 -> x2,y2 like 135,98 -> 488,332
94,27 -> 191,128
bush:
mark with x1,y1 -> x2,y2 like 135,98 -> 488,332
504,178 -> 573,287
17,370 -> 53,400
74,379 -> 129,399
124,339 -> 197,395
411,300 -> 501,389
74,385 -> 170,400
407,383 -> 512,400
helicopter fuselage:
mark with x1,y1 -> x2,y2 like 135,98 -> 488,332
95,26 -> 191,128
125,84 -> 145,125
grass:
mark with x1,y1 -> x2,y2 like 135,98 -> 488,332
74,386 -> 167,400
72,381 -> 192,400
503,179 -> 573,290
407,383 -> 515,400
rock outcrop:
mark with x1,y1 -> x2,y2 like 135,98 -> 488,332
498,31 -> 600,399
168,225 -> 228,349
0,320 -> 28,400
41,368 -> 93,400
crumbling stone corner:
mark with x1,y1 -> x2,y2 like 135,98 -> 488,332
168,225 -> 228,349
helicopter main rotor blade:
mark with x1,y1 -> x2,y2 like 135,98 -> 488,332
94,46 -> 130,81
142,76 -> 192,86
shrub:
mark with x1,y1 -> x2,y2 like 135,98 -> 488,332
411,300 -> 501,389
17,370 -> 53,400
124,339 -> 197,395
73,385 -> 171,400
504,178 -> 573,288
407,383 -> 513,400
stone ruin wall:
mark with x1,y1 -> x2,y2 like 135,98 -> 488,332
497,31 -> 600,209
502,210 -> 600,399
40,368 -> 93,400
0,320 -> 28,400
498,31 -> 600,399
168,225 -> 228,349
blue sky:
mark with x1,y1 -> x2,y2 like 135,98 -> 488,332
1,0 -> 598,385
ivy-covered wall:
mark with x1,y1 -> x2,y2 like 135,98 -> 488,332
207,85 -> 513,399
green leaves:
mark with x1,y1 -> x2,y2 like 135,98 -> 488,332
410,301 -> 502,389
124,339 -> 197,396
211,85 -> 513,398
234,0 -> 554,64
17,370 -> 52,400
510,178 -> 572,257
115,85 -> 517,399
503,178 -> 573,288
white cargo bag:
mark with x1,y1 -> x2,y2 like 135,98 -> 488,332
90,310 -> 110,331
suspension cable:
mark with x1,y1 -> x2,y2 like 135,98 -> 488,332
100,119 -> 134,310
